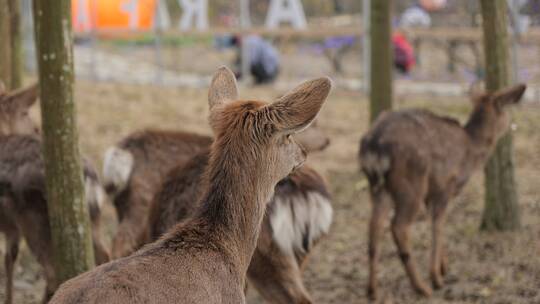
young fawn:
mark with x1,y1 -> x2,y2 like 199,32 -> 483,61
50,67 -> 331,303
0,84 -> 110,304
360,84 -> 526,299
103,101 -> 329,261
143,135 -> 332,304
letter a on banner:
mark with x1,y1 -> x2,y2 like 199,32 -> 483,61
265,0 -> 307,29
178,0 -> 209,30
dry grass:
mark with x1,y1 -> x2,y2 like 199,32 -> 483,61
1,81 -> 539,304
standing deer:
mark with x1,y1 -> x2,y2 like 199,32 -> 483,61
103,98 -> 329,261
360,84 -> 526,299
50,67 -> 331,303
144,141 -> 332,304
0,84 -> 110,304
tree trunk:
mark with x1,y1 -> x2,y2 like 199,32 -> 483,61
369,0 -> 393,123
33,0 -> 95,283
8,0 -> 23,89
480,0 -> 521,231
0,1 -> 12,88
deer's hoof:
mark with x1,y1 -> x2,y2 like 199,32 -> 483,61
367,286 -> 379,301
441,259 -> 449,276
414,284 -> 433,297
431,274 -> 444,290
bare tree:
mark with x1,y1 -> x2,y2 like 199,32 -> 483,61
32,0 -> 95,283
8,0 -> 23,89
0,1 -> 11,87
369,0 -> 393,122
480,0 -> 521,230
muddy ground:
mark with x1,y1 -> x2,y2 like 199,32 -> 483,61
0,81 -> 539,304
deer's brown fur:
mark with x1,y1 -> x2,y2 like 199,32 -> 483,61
50,67 -> 331,304
103,130 -> 212,258
359,84 -> 526,299
104,102 -> 329,261
0,84 -> 110,304
144,146 -> 332,304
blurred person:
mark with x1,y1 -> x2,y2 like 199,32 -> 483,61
393,32 -> 415,74
231,35 -> 280,85
393,0 -> 446,73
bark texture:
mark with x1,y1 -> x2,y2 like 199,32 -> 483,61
369,0 -> 393,123
0,1 -> 12,88
8,0 -> 23,89
480,0 -> 521,231
33,0 -> 95,283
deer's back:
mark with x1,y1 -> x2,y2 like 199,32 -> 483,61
51,228 -> 243,304
119,129 -> 212,177
112,130 -> 212,219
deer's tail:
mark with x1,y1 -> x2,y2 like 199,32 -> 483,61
102,146 -> 134,198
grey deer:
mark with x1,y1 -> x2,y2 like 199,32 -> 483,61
0,84 -> 110,304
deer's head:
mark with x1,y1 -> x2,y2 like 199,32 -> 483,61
0,83 -> 40,136
468,84 -> 526,145
207,67 -> 331,184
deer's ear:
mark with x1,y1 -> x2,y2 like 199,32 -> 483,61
208,66 -> 238,112
493,83 -> 526,107
4,84 -> 39,109
0,81 -> 5,93
266,77 -> 332,134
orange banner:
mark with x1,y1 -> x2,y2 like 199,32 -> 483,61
72,0 -> 157,32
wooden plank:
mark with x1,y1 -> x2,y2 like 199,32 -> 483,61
74,26 -> 540,43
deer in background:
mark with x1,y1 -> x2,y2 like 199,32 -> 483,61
359,84 -> 526,299
143,131 -> 332,304
50,67 -> 331,303
0,84 -> 110,304
103,94 -> 330,260
103,130 -> 212,258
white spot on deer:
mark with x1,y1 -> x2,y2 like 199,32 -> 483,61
270,191 -> 333,256
103,146 -> 134,196
85,177 -> 106,209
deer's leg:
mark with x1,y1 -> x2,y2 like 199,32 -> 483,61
112,190 -> 152,259
440,246 -> 448,276
4,230 -> 20,304
390,188 -> 432,297
430,200 -> 448,289
367,190 -> 392,300
247,236 -> 312,304
42,263 -> 57,304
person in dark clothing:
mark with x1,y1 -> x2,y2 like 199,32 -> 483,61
231,35 -> 280,84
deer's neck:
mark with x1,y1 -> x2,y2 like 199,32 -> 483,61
197,148 -> 275,275
463,110 -> 498,168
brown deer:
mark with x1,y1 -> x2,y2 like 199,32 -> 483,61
0,84 -> 110,304
103,97 -> 329,261
143,141 -> 332,304
359,84 -> 526,299
103,130 -> 212,258
50,67 -> 331,303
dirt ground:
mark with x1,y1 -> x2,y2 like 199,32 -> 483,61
0,80 -> 539,304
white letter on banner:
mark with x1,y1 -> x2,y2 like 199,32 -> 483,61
178,0 -> 208,30
265,0 -> 307,29
120,0 -> 140,30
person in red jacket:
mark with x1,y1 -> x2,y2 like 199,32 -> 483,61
393,31 -> 415,74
